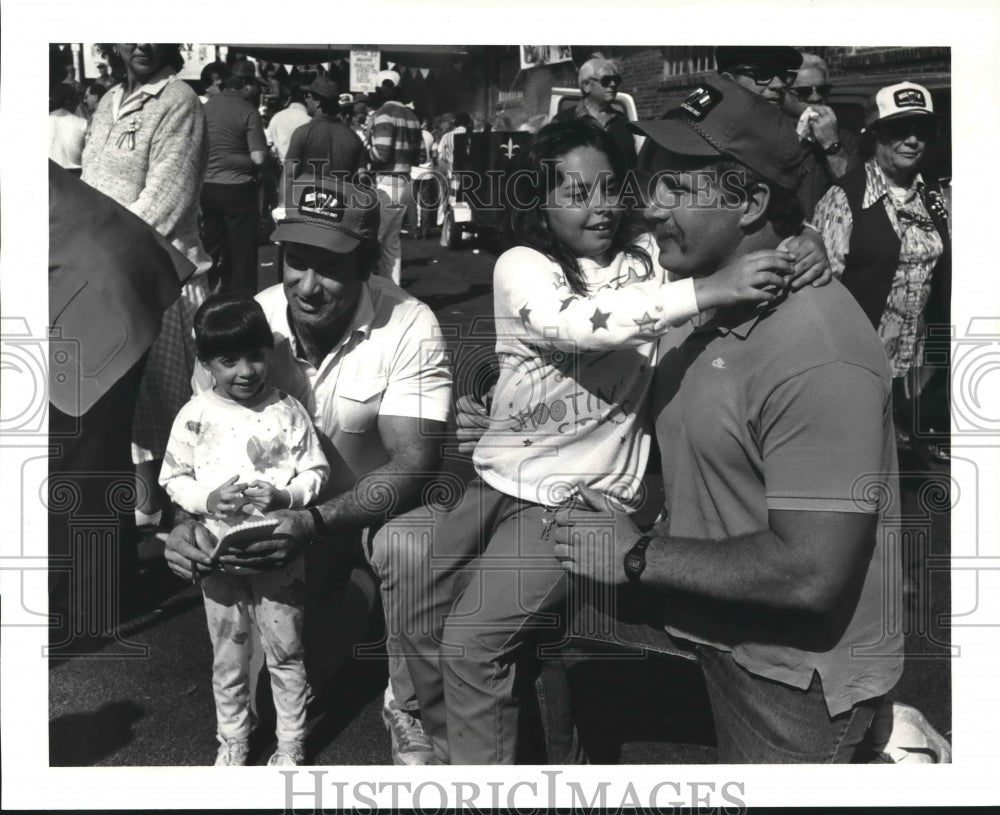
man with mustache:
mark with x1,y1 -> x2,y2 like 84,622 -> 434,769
552,76 -> 913,762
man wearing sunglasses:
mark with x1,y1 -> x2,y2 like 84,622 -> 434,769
556,54 -> 637,167
715,45 -> 802,105
783,53 -> 860,220
717,47 -> 859,222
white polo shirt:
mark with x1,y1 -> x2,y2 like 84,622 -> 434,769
194,276 -> 452,497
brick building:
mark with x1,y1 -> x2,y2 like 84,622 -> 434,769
482,45 -> 950,125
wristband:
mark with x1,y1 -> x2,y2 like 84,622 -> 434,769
307,507 -> 327,542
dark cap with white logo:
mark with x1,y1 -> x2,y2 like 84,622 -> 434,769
630,75 -> 804,192
271,177 -> 380,254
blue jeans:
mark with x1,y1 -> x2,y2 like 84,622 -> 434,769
695,645 -> 880,763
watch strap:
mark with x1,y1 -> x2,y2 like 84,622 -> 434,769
307,506 -> 327,542
624,534 -> 653,583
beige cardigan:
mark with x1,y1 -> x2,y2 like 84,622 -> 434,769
81,69 -> 211,274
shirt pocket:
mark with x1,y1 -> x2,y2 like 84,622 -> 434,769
336,375 -> 388,434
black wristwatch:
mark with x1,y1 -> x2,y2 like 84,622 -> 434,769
623,534 -> 653,584
307,506 -> 327,543
824,141 -> 843,156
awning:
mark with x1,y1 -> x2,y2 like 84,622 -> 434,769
222,44 -> 478,67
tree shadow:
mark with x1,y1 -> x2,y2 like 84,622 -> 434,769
50,700 -> 145,766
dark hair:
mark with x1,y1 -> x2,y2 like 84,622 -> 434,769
453,111 -> 472,130
318,96 -> 341,116
288,83 -> 307,105
200,60 -> 228,86
223,74 -> 252,92
50,83 -> 79,112
194,294 -> 274,361
86,83 -> 107,101
509,117 -> 652,296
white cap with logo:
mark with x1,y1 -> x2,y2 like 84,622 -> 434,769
865,81 -> 936,130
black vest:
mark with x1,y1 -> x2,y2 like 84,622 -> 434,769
833,163 -> 951,332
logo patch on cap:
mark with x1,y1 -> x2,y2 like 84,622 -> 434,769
678,85 -> 723,121
893,87 -> 927,109
298,187 -> 345,222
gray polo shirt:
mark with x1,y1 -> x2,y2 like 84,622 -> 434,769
652,278 -> 904,716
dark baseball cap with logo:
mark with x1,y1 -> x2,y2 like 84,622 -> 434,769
630,75 -> 804,192
271,177 -> 380,253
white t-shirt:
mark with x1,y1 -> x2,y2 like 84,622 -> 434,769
160,385 -> 329,539
49,110 -> 88,170
473,235 -> 699,507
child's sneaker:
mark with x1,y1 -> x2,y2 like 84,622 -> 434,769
214,735 -> 250,766
267,741 -> 306,766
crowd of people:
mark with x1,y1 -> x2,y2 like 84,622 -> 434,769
49,43 -> 952,768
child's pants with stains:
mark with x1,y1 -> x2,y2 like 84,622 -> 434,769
201,554 -> 308,743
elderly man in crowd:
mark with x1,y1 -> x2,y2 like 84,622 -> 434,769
366,69 -> 421,285
164,177 -> 451,766
716,46 -> 860,224
783,52 -> 860,220
552,76 -> 909,762
556,54 -> 637,167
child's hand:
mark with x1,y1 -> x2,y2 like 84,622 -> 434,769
244,480 -> 291,511
780,230 -> 833,290
694,250 -> 795,310
207,475 -> 249,514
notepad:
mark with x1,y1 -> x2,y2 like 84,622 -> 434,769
209,518 -> 281,560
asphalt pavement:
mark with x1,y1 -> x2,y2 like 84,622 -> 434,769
48,231 -> 952,766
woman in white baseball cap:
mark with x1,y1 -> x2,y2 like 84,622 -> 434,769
813,81 -> 951,462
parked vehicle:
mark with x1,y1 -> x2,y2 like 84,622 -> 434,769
441,130 -> 533,250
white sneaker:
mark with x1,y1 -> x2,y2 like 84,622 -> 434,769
267,741 -> 305,766
382,686 -> 437,765
214,735 -> 250,766
868,701 -> 952,763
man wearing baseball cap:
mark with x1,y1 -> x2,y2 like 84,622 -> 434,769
813,81 -> 951,464
282,76 -> 364,193
553,76 -> 916,762
164,176 -> 452,765
366,69 -> 422,285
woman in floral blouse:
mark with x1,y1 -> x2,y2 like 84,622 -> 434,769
82,44 -> 213,524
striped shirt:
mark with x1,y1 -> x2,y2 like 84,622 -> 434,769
367,101 -> 421,173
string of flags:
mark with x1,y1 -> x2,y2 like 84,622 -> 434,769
275,60 -> 430,80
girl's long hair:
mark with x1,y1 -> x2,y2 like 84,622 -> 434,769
509,118 -> 651,296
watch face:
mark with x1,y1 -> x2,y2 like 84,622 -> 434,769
624,553 -> 645,576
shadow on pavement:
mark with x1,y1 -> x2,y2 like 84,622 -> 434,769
50,700 -> 145,766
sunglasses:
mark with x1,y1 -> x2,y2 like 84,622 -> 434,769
876,117 -> 937,141
730,66 -> 798,87
788,84 -> 832,100
591,74 -> 622,88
